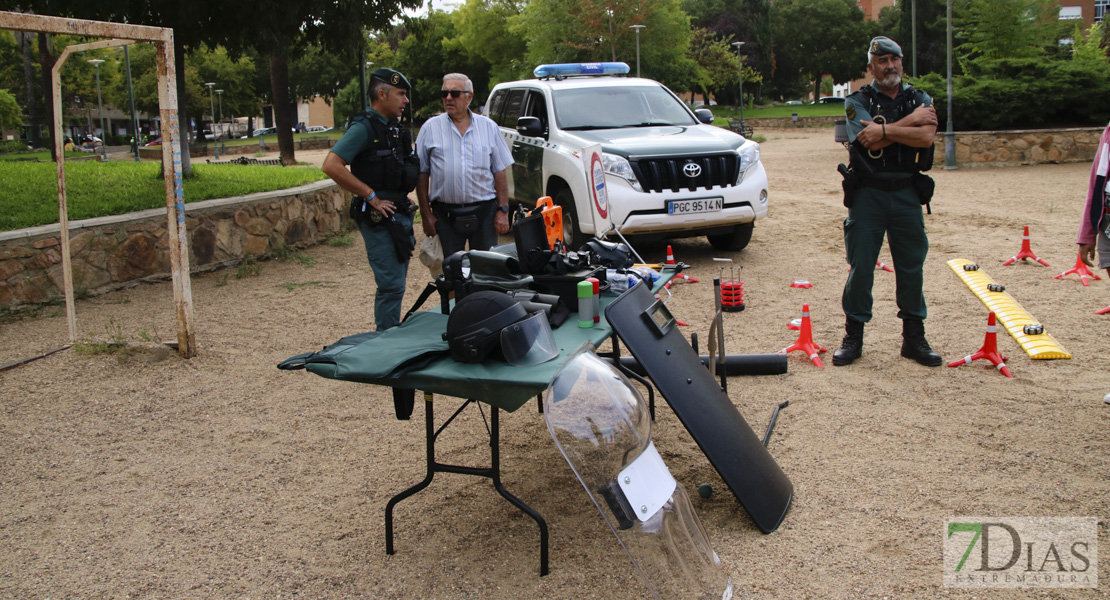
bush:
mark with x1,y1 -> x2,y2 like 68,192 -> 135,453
0,139 -> 30,154
911,56 -> 1110,130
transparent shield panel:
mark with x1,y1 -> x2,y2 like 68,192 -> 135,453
545,350 -> 732,600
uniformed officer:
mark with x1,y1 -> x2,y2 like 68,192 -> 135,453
322,68 -> 418,331
833,36 -> 942,367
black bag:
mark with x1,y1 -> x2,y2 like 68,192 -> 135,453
446,203 -> 483,235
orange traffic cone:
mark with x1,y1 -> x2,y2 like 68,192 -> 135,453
1003,226 -> 1049,266
1054,250 -> 1102,286
779,303 -> 827,368
665,245 -> 676,266
947,312 -> 1012,377
876,259 -> 895,273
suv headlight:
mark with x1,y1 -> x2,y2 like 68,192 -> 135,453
602,152 -> 643,192
736,142 -> 761,184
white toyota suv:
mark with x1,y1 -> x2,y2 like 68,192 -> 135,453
485,62 -> 768,250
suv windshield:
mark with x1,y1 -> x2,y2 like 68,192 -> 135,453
553,85 -> 697,130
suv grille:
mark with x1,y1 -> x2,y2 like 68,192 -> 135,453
633,154 -> 739,193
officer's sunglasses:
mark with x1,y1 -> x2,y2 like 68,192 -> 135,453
440,89 -> 467,99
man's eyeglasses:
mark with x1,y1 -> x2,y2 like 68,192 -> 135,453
440,90 -> 467,99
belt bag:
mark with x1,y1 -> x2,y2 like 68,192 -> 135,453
446,203 -> 484,234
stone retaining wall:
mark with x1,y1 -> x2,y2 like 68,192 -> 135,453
137,138 -> 334,161
0,180 -> 349,311
933,127 -> 1103,168
748,118 -> 1102,168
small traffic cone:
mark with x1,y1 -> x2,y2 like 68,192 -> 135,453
1054,250 -> 1103,286
1002,226 -> 1049,266
665,245 -> 676,266
947,312 -> 1012,377
876,259 -> 895,273
778,303 -> 827,368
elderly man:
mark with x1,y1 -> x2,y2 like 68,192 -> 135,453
321,67 -> 417,332
833,36 -> 941,367
416,73 -> 514,256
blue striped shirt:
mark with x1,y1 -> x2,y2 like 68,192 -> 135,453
415,110 -> 513,205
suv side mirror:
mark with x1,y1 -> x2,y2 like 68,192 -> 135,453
694,109 -> 714,124
517,116 -> 544,137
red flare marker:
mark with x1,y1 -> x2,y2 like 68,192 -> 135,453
1054,250 -> 1102,286
1002,226 -> 1049,266
947,312 -> 1012,377
778,303 -> 827,368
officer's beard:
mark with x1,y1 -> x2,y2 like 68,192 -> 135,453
874,69 -> 902,92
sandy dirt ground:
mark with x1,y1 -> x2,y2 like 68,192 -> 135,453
2,129 -> 1108,599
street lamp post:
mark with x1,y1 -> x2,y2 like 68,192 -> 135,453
88,58 -> 107,162
205,82 -> 218,160
216,89 -> 225,153
123,46 -> 140,162
364,61 -> 374,110
630,25 -> 645,78
944,0 -> 957,170
731,42 -> 746,133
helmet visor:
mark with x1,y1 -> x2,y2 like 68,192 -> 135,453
500,311 -> 559,366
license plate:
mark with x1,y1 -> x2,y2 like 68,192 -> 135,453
667,197 -> 722,215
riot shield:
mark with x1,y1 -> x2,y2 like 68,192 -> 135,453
545,349 -> 732,600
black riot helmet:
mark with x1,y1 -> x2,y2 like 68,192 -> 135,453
444,291 -> 558,365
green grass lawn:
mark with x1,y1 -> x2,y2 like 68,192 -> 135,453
0,149 -> 91,162
206,130 -> 344,148
0,161 -> 329,231
710,103 -> 847,120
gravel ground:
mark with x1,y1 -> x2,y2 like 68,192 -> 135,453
2,128 -> 1107,599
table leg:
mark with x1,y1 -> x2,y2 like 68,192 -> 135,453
489,408 -> 549,576
383,395 -> 550,576
385,393 -> 436,555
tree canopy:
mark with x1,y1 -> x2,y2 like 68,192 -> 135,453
770,0 -> 875,101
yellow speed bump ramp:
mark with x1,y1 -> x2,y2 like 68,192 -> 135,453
947,258 -> 1071,359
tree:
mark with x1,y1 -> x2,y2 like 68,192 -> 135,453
0,88 -> 20,130
683,0 -> 772,100
453,0 -> 528,86
1070,22 -> 1108,63
687,27 -> 761,106
512,0 -> 698,93
770,0 -> 874,102
394,11 -> 492,118
2,0 -> 419,169
954,0 -> 1065,61
877,0 -> 948,77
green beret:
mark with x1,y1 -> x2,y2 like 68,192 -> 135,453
370,67 -> 411,91
869,36 -> 902,58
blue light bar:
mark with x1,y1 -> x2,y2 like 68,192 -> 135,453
533,62 -> 631,78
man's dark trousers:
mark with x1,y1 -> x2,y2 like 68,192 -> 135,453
842,184 -> 928,323
432,200 -> 498,256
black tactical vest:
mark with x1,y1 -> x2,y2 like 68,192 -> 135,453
848,84 -> 935,174
349,113 -> 418,196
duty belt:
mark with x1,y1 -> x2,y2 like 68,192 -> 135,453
861,174 -> 914,192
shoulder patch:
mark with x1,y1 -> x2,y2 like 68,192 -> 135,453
846,104 -> 856,120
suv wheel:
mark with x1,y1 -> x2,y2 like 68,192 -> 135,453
555,188 -> 583,249
707,221 -> 754,251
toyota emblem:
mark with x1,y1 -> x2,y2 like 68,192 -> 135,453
683,162 -> 702,178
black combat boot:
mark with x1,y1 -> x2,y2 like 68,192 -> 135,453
900,319 -> 942,366
832,318 -> 864,366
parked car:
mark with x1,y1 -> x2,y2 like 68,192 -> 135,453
305,125 -> 331,133
143,136 -> 162,147
485,62 -> 768,251
784,100 -> 803,106
253,127 -> 276,136
817,96 -> 845,104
